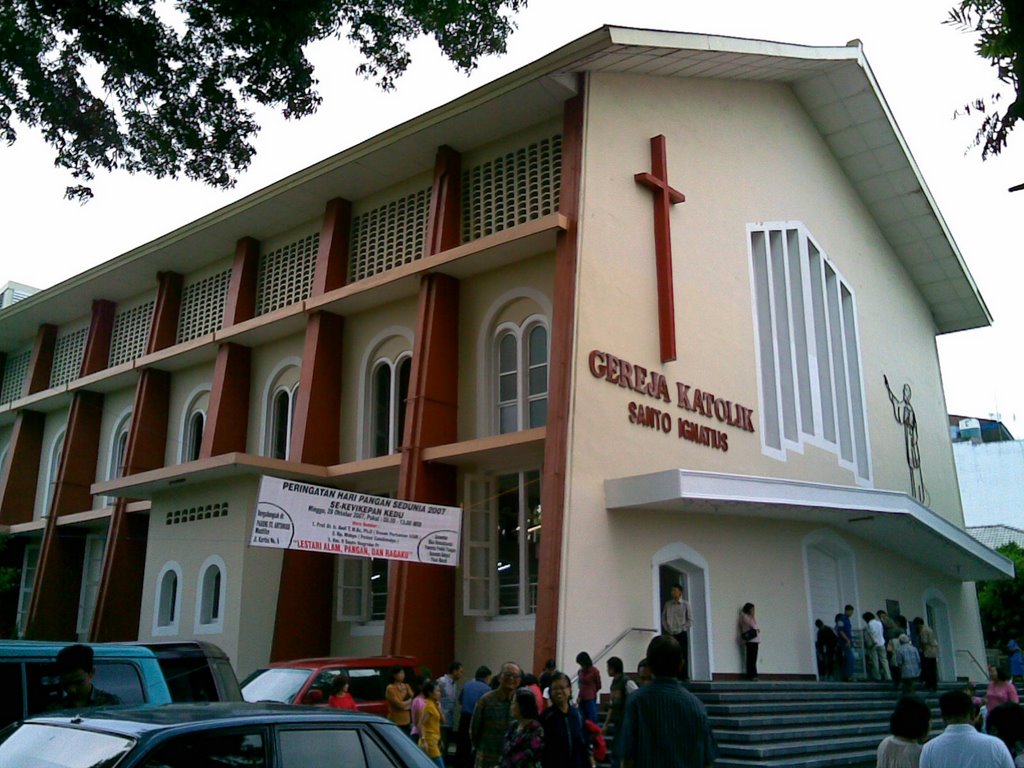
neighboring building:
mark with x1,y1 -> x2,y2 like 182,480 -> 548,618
952,416 -> 1024,529
0,282 -> 39,309
0,27 -> 1011,682
968,524 -> 1024,551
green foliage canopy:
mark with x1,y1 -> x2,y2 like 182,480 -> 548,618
977,541 -> 1024,648
0,0 -> 525,201
947,0 -> 1024,159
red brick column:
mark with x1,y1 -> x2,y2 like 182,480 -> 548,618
80,300 -> 116,376
146,272 -> 183,354
532,84 -> 585,671
383,146 -> 462,675
90,369 -> 170,641
223,237 -> 260,326
0,410 -> 45,525
26,390 -> 105,639
25,324 -> 57,395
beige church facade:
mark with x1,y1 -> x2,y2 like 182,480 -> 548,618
0,27 -> 1010,681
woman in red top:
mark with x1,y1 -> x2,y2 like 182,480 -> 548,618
575,651 -> 601,725
328,674 -> 357,710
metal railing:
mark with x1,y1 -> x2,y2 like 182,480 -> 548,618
957,648 -> 989,681
569,627 -> 658,686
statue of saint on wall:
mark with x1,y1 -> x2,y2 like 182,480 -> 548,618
884,375 -> 928,505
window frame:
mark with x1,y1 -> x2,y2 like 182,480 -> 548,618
195,555 -> 227,634
153,561 -> 183,636
42,428 -> 66,518
179,389 -> 210,463
261,361 -> 301,461
367,352 -> 412,459
16,542 -> 41,638
492,315 -> 548,435
76,533 -> 107,639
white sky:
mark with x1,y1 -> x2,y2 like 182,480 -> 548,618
1,0 -> 1021,433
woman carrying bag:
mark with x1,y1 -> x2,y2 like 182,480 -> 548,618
738,603 -> 761,681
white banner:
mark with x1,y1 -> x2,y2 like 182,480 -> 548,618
250,476 -> 462,567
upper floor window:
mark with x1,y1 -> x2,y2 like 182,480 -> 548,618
181,391 -> 209,463
76,534 -> 106,640
16,543 -> 40,637
748,223 -> 871,483
370,354 -> 412,457
495,320 -> 548,434
263,364 -> 300,460
109,415 -> 131,481
42,429 -> 65,517
463,470 -> 541,618
337,557 -> 389,624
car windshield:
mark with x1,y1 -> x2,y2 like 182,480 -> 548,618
0,722 -> 134,768
241,668 -> 311,703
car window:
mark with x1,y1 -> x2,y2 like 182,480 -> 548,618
347,669 -> 384,702
309,669 -> 341,699
241,668 -> 311,703
0,663 -> 23,728
24,661 -> 146,717
157,657 -> 219,702
92,662 -> 146,705
0,722 -> 134,768
139,730 -> 265,768
277,728 -> 366,768
361,731 -> 402,768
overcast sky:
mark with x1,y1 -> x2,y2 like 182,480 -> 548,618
1,0 -> 1020,433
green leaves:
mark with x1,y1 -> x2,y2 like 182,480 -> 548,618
946,0 -> 1024,159
977,542 -> 1024,649
0,0 -> 525,200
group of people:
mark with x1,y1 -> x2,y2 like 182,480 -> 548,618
875,673 -> 1024,768
382,635 -> 716,768
815,605 -> 939,689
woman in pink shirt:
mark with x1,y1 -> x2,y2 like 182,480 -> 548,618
988,665 -> 1020,712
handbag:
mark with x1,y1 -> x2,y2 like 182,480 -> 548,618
741,628 -> 757,641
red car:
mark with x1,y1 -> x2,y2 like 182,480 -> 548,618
240,655 -> 419,716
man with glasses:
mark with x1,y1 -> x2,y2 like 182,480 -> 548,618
470,662 -> 521,768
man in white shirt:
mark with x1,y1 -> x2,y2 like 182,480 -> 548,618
661,584 -> 693,680
921,690 -> 1013,768
862,612 -> 891,682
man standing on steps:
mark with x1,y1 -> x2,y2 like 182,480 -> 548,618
862,612 -> 891,682
920,690 -> 1013,767
914,617 -> 940,691
619,635 -> 718,768
662,583 -> 693,680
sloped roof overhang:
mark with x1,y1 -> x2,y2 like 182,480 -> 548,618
605,468 -> 1013,582
0,26 -> 988,344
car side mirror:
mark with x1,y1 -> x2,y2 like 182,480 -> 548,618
302,689 -> 324,705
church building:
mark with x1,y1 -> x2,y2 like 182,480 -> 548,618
0,26 -> 1011,681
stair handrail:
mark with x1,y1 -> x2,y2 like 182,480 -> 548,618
568,626 -> 658,686
956,648 -> 990,681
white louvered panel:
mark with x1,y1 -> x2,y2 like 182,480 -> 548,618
177,268 -> 231,343
255,233 -> 319,316
165,502 -> 229,526
348,188 -> 432,283
0,349 -> 32,404
109,301 -> 155,367
49,327 -> 89,388
462,134 -> 562,243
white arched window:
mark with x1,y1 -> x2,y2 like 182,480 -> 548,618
494,318 -> 548,434
103,412 -> 131,507
370,353 -> 412,457
263,364 -> 300,460
180,390 -> 210,463
195,555 -> 226,634
153,561 -> 182,635
42,429 -> 66,517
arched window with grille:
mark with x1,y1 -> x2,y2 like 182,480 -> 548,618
263,363 -> 300,460
153,561 -> 182,635
180,390 -> 210,463
369,353 -> 412,457
195,555 -> 226,634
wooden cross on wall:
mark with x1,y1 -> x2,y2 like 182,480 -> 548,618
634,135 -> 686,363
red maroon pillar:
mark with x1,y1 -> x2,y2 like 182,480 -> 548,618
26,324 -> 57,395
80,300 -> 116,376
0,410 -> 45,525
223,237 -> 260,326
26,390 -> 105,639
533,84 -> 585,671
201,343 -> 251,458
268,197 -> 351,661
146,272 -> 183,354
90,369 -> 170,641
383,146 -> 462,675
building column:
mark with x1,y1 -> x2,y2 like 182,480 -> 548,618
80,300 -> 116,376
533,84 -> 585,671
383,146 -> 462,675
146,272 -> 183,354
90,369 -> 170,641
26,390 -> 105,639
269,198 -> 350,661
0,411 -> 45,525
25,324 -> 57,396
